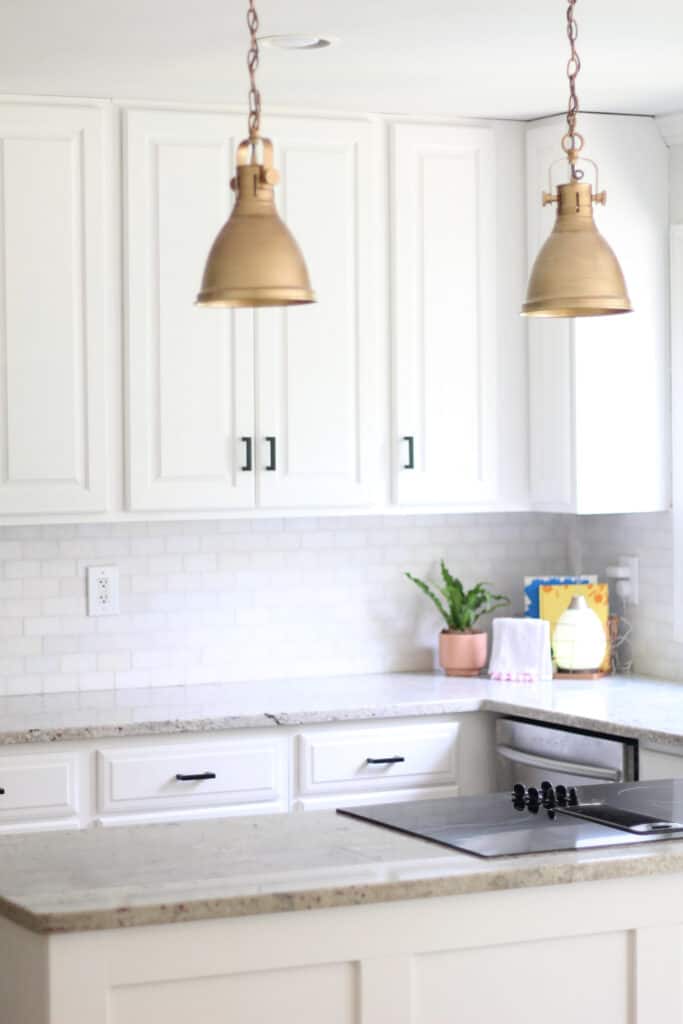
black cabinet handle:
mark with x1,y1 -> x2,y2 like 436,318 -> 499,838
265,436 -> 277,471
402,436 -> 415,469
240,436 -> 253,472
175,772 -> 216,782
366,756 -> 406,765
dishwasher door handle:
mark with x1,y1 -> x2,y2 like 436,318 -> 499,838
496,744 -> 622,782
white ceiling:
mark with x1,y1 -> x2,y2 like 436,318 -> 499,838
1,0 -> 682,120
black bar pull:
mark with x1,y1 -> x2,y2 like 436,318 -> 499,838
240,436 -> 253,472
175,771 -> 217,782
366,756 -> 406,765
402,436 -> 415,469
265,436 -> 277,471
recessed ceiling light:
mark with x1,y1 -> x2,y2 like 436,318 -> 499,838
259,34 -> 336,51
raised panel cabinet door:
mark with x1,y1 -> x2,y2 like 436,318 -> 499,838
525,118 -> 575,513
392,121 -> 497,507
255,116 -> 384,509
125,108 -> 255,511
0,101 -> 110,515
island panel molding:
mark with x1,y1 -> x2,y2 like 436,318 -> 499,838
3,872 -> 683,1022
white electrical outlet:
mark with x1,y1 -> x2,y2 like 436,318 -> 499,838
618,554 -> 639,606
87,565 -> 120,617
606,556 -> 639,606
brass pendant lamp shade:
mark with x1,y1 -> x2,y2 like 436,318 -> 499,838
197,141 -> 315,307
521,0 -> 631,319
196,0 -> 315,309
522,182 -> 632,317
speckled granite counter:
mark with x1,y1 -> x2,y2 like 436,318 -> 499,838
2,672 -> 683,747
3,806 -> 683,934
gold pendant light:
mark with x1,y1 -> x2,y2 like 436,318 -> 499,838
522,0 -> 632,318
196,0 -> 315,308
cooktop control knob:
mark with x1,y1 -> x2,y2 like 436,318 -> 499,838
555,784 -> 567,805
513,783 -> 526,800
568,786 -> 579,806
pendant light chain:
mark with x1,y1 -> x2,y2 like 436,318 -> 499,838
246,0 -> 262,140
564,0 -> 583,179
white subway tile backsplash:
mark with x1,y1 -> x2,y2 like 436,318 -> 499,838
0,513 -> 570,695
578,511 -> 682,681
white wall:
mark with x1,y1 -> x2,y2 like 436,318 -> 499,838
0,514 -> 569,695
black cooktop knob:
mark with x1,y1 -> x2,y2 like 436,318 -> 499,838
540,780 -> 552,793
527,786 -> 539,805
513,783 -> 526,800
568,786 -> 579,806
555,784 -> 567,805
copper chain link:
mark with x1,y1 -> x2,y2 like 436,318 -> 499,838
246,0 -> 261,140
565,0 -> 583,175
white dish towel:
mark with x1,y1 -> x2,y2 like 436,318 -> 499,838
488,617 -> 553,682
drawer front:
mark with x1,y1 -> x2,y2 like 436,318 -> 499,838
0,751 -> 80,827
97,737 -> 287,819
297,722 -> 460,797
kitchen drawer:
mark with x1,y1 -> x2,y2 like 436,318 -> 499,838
97,737 -> 288,822
296,722 -> 460,798
0,751 -> 81,830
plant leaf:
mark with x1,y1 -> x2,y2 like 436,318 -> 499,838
405,572 -> 451,628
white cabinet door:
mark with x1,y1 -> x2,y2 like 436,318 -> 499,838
254,116 -> 383,509
392,122 -> 497,507
527,114 -> 670,514
639,745 -> 683,781
0,749 -> 83,832
296,721 -> 461,799
0,101 -> 110,515
125,108 -> 255,512
96,735 -> 288,823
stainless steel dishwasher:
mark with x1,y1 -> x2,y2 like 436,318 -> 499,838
496,717 -> 637,790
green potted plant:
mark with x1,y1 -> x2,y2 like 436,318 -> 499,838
406,562 -> 510,676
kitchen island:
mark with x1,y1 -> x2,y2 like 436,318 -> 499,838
2,804 -> 683,1024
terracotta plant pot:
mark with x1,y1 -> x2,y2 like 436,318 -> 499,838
438,630 -> 488,677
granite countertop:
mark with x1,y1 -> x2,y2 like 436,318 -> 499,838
3,806 -> 683,934
2,672 -> 683,747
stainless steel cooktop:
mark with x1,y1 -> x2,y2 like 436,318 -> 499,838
337,780 -> 683,858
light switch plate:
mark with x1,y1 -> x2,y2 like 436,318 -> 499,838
87,565 -> 120,616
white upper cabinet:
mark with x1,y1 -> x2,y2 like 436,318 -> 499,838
125,108 -> 255,512
391,122 -> 501,508
255,115 -> 384,509
526,114 -> 670,514
0,100 -> 110,515
125,109 -> 383,513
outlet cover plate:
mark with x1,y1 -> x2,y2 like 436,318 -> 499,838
618,554 -> 639,606
87,565 -> 120,617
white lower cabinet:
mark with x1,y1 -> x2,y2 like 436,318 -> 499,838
0,713 -> 492,833
294,721 -> 461,811
0,749 -> 85,832
96,734 -> 289,824
639,743 -> 683,781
